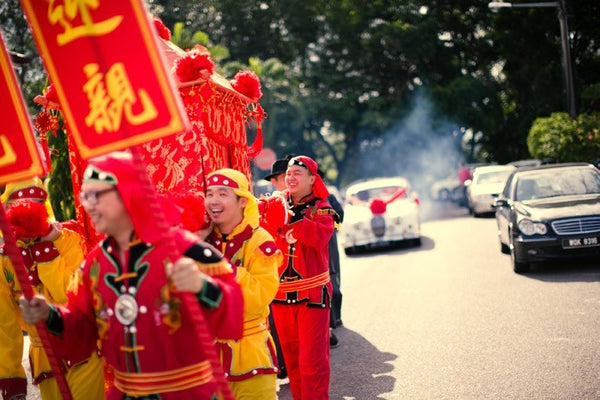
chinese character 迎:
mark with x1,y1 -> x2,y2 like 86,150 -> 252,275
48,0 -> 123,46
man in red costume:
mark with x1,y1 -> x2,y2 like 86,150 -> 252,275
269,155 -> 339,399
20,151 -> 244,400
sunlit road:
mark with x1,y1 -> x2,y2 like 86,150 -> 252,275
278,201 -> 600,399
22,202 -> 600,399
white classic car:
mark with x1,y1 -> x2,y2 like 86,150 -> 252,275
341,177 -> 421,255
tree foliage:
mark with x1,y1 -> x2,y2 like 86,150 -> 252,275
528,112 -> 600,163
0,0 -> 45,113
149,0 -> 600,185
1,0 -> 599,196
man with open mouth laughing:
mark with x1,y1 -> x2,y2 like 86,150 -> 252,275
269,155 -> 340,400
204,168 -> 282,399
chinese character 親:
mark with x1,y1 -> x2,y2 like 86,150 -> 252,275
83,63 -> 158,134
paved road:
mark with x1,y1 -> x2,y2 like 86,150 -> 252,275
23,202 -> 600,399
278,201 -> 600,399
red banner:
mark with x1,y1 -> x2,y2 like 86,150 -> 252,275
20,0 -> 189,159
0,32 -> 45,185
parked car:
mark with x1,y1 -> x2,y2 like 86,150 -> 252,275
429,174 -> 461,201
465,165 -> 516,216
493,163 -> 600,273
341,177 -> 421,255
429,163 -> 494,204
507,159 -> 542,169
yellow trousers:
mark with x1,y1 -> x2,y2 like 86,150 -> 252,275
229,373 -> 277,400
38,352 -> 105,400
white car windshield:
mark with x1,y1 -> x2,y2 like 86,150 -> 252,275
475,170 -> 513,185
350,186 -> 405,202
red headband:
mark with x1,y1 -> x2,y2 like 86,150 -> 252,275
7,186 -> 47,202
207,173 -> 240,189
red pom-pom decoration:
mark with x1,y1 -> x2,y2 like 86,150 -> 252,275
231,70 -> 262,101
369,198 -> 387,215
175,45 -> 215,83
171,194 -> 211,233
258,194 -> 289,237
153,16 -> 171,40
6,200 -> 51,240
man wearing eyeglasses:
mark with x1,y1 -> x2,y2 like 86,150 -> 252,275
20,151 -> 244,400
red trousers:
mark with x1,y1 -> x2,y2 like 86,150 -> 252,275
271,303 -> 330,400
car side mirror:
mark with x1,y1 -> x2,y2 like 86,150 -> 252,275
464,179 -> 472,187
493,198 -> 509,208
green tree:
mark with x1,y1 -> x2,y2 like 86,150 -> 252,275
1,1 -> 76,219
0,0 -> 45,113
527,112 -> 600,163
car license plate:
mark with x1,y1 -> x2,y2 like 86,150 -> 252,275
562,236 -> 600,249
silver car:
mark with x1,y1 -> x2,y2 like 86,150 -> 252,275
466,165 -> 516,216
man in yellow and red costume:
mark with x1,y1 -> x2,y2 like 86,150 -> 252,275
20,151 -> 244,400
0,177 -> 104,400
268,155 -> 339,399
203,168 -> 282,399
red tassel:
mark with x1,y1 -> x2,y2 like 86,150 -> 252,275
247,124 -> 263,158
246,104 -> 265,158
38,132 -> 52,173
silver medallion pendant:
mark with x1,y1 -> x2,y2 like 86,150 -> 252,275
114,294 -> 139,326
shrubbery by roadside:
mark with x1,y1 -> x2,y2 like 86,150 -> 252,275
527,112 -> 600,163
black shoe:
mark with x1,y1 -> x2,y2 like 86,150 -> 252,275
277,366 -> 287,379
330,331 -> 339,348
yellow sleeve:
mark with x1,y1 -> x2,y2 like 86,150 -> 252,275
236,228 -> 282,317
0,260 -> 27,390
36,228 -> 85,304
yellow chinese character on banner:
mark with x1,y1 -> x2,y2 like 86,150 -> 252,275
83,63 -> 158,134
0,135 -> 17,167
48,0 -> 123,45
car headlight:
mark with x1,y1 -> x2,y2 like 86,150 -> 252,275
517,219 -> 547,236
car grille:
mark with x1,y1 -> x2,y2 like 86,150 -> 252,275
370,215 -> 386,237
551,217 -> 600,235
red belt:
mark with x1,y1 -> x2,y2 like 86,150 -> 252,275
278,271 -> 330,293
112,361 -> 213,396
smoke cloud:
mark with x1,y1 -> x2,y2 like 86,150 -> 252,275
349,92 -> 464,221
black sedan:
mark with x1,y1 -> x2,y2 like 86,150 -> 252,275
493,163 -> 600,273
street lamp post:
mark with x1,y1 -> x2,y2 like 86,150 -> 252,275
488,1 -> 576,118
